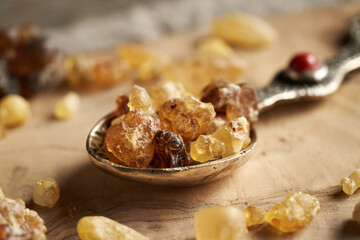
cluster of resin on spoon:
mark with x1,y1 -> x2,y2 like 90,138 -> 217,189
105,79 -> 258,169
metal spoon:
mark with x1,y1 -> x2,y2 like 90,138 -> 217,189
86,15 -> 360,186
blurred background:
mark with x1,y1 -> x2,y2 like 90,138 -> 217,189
0,0 -> 356,53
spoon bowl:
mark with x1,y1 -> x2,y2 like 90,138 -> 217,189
86,112 -> 257,186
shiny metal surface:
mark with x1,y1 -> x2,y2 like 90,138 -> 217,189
87,15 -> 360,186
257,15 -> 360,111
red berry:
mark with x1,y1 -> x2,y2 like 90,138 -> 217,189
289,52 -> 320,72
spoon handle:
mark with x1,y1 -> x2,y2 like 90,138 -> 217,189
256,15 -> 360,112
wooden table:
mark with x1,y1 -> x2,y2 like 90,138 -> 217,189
1,3 -> 360,239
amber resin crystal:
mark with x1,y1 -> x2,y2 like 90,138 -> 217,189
152,130 -> 188,168
341,169 -> 360,195
211,117 -> 251,157
158,96 -> 216,140
77,216 -> 149,240
243,205 -> 266,227
194,206 -> 248,240
105,110 -> 160,168
33,177 -> 60,208
0,197 -> 46,239
265,192 -> 320,232
190,135 -> 225,163
201,80 -> 258,124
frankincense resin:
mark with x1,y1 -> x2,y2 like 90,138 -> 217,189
243,205 -> 265,227
341,169 -> 360,195
0,197 -> 46,239
33,177 -> 60,208
265,192 -> 320,232
194,206 -> 248,240
77,216 -> 149,240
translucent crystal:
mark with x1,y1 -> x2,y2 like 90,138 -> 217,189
90,60 -> 129,88
341,169 -> 360,195
158,96 -> 215,140
349,169 -> 360,185
211,13 -> 278,47
118,43 -> 167,82
118,43 -> 166,68
149,80 -> 189,110
243,206 -> 265,227
341,177 -> 358,195
77,216 -> 149,240
0,197 -> 46,240
211,117 -> 250,157
33,177 -> 60,208
190,135 -> 225,163
105,110 -> 160,168
194,206 -> 248,240
128,85 -> 153,112
265,192 -> 320,232
137,59 -> 161,82
0,94 -> 31,127
226,83 -> 258,124
162,56 -> 245,96
197,37 -> 233,58
64,56 -> 128,89
53,92 -> 80,120
151,130 -> 188,168
201,79 -> 241,114
353,202 -> 360,224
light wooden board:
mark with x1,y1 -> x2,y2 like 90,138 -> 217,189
1,3 -> 360,240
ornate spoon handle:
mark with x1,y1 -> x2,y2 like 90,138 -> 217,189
256,15 -> 360,112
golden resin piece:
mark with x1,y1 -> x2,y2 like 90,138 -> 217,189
162,56 -> 245,96
64,56 -> 88,89
118,43 -> 168,82
201,79 -> 241,114
53,92 -> 80,120
0,94 -> 31,127
265,192 -> 320,232
128,85 -> 153,112
77,216 -> 149,240
212,13 -> 278,47
243,205 -> 266,227
201,80 -> 259,124
197,37 -> 233,58
341,169 -> 360,195
118,43 -> 166,68
194,206 -> 248,240
158,96 -> 215,140
0,197 -> 46,240
211,117 -> 250,157
105,110 -> 160,168
149,80 -> 189,109
90,60 -> 129,88
342,177 -> 358,195
190,135 -> 225,163
353,202 -> 360,224
64,56 -> 128,89
33,177 -> 60,208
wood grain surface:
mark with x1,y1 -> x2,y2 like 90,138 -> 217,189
1,3 -> 360,240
